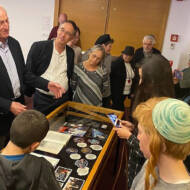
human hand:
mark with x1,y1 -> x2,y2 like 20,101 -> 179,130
48,81 -> 66,99
113,125 -> 132,140
173,77 -> 179,84
10,102 -> 27,115
120,120 -> 134,131
173,69 -> 183,84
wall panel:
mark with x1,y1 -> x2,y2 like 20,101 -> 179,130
60,0 -> 108,50
57,0 -> 171,55
107,0 -> 171,55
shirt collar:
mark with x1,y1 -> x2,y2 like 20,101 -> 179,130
0,39 -> 8,49
53,40 -> 66,56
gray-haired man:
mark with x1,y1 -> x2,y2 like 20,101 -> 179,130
133,34 -> 161,65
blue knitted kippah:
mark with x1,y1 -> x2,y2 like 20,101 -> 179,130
152,98 -> 190,144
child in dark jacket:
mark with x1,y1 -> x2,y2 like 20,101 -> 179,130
0,110 -> 61,190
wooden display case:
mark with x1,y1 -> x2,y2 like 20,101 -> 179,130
45,101 -> 124,190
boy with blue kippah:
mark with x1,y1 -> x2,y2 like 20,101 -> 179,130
131,97 -> 190,190
0,110 -> 61,190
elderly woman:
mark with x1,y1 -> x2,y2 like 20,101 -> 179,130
131,97 -> 190,190
71,45 -> 108,106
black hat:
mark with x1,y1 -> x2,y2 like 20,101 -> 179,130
122,46 -> 134,56
95,34 -> 114,45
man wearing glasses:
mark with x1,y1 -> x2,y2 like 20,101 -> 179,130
26,20 -> 77,115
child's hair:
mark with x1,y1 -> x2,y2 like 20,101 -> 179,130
10,110 -> 49,148
133,97 -> 190,190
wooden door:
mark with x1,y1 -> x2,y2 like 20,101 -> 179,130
106,0 -> 171,55
59,0 -> 108,51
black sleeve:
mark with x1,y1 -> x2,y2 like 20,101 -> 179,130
110,60 -> 119,94
0,37 -> 24,112
66,46 -> 75,100
131,65 -> 139,95
24,42 -> 49,96
110,60 -> 124,110
70,65 -> 78,92
0,97 -> 12,113
153,48 -> 161,54
133,49 -> 141,65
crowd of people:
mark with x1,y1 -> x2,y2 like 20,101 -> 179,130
0,6 -> 190,190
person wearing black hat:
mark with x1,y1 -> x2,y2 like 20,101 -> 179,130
94,34 -> 114,48
110,46 -> 138,111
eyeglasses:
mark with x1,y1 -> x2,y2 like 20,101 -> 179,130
58,27 -> 73,37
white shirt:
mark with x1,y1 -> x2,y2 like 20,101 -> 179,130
38,42 -> 68,96
123,62 -> 134,95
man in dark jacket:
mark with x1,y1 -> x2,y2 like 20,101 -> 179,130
26,20 -> 77,115
133,34 -> 161,65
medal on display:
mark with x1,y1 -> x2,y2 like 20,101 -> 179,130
87,139 -> 100,145
77,142 -> 87,148
66,147 -> 78,154
75,159 -> 88,168
81,147 -> 92,154
70,153 -> 81,160
90,145 -> 102,151
77,167 -> 89,176
85,153 -> 97,160
73,137 -> 85,143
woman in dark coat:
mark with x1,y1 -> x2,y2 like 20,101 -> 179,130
110,46 -> 138,111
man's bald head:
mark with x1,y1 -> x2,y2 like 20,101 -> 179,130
0,6 -> 7,15
0,6 -> 9,43
58,13 -> 67,25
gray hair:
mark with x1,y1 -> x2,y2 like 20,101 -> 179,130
88,44 -> 105,60
143,34 -> 156,45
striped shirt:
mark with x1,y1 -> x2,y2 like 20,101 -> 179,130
81,51 -> 112,97
0,40 -> 21,98
71,62 -> 108,106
